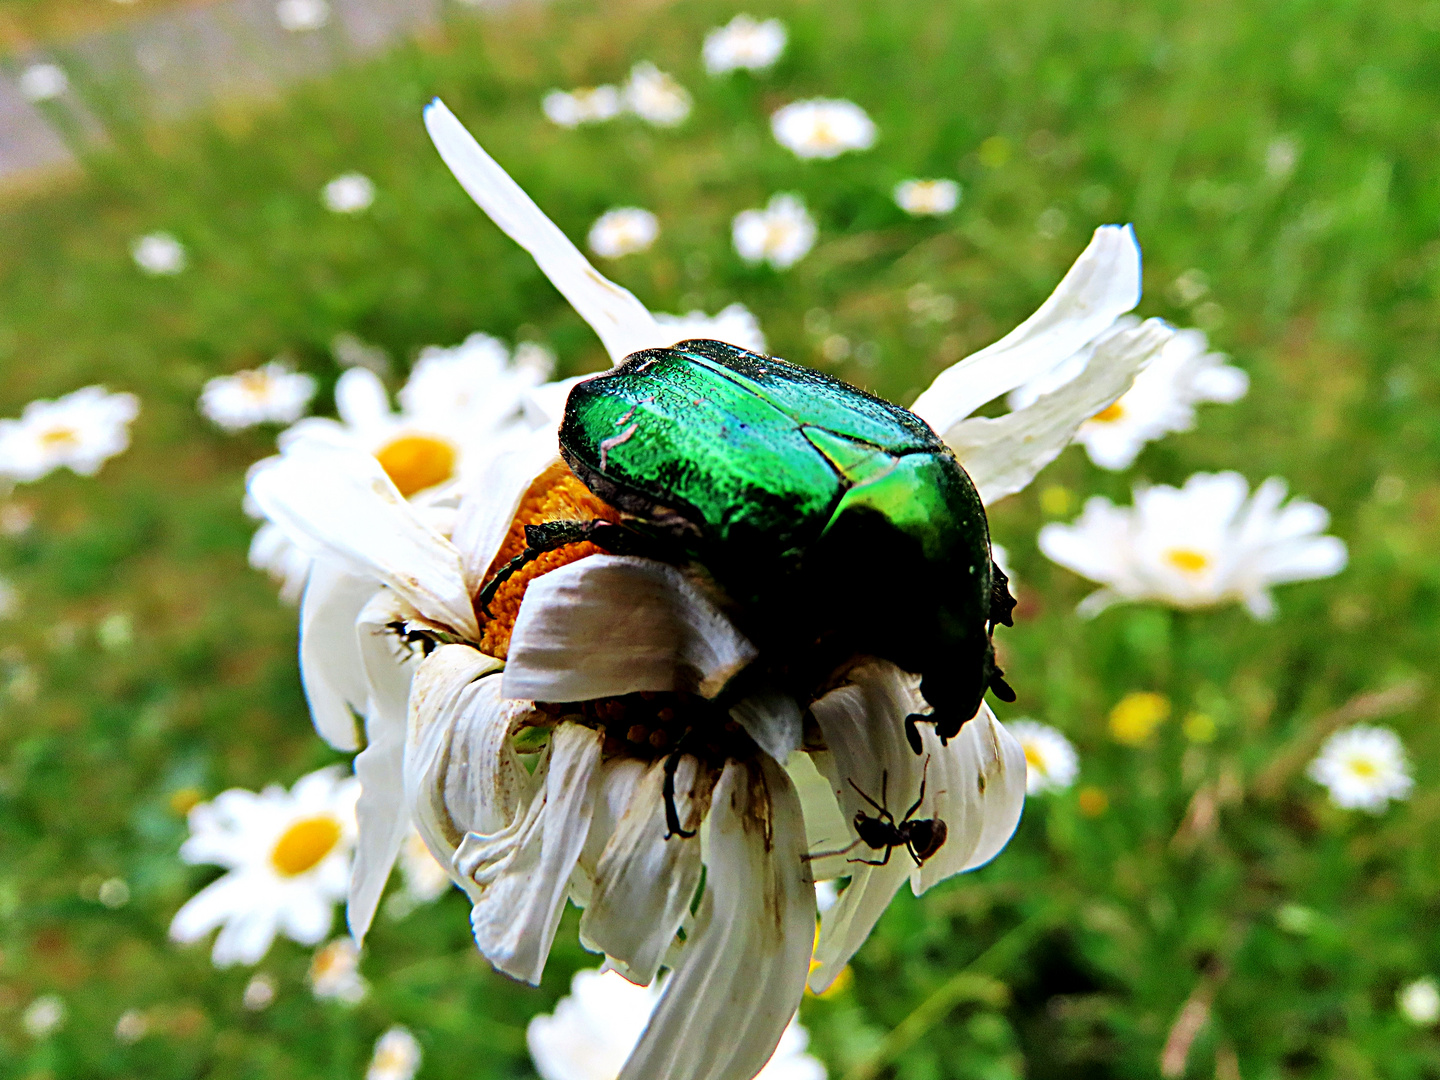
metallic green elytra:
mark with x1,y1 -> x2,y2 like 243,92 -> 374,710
555,338 -> 1015,749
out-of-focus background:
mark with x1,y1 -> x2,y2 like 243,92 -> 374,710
2,0 -> 1439,1077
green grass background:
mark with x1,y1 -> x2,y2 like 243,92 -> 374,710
3,0 -> 1440,1077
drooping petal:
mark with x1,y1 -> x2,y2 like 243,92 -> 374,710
571,756 -> 650,909
783,750 -> 853,882
946,318 -> 1174,504
248,438 -> 479,638
297,563 -> 375,751
503,555 -> 757,702
619,756 -> 814,1080
424,99 -> 669,364
457,722 -> 605,984
730,693 -> 803,764
909,225 -> 1143,438
579,756 -> 711,985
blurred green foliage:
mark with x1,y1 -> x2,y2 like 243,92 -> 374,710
2,0 -> 1440,1077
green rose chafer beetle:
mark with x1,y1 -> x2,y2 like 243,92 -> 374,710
480,338 -> 1016,752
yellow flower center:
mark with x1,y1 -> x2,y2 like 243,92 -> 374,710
1346,757 -> 1379,779
1090,401 -> 1125,423
236,371 -> 276,399
40,426 -> 80,448
1165,547 -> 1211,574
811,118 -> 839,148
375,434 -> 458,498
1023,743 -> 1049,776
270,815 -> 342,877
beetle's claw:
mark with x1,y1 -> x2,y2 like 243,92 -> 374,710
989,667 -> 1017,703
989,560 -> 1017,629
904,713 -> 925,755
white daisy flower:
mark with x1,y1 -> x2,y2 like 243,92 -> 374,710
132,232 -> 186,275
1038,471 -> 1347,619
243,973 -> 277,1010
309,936 -> 368,1003
368,1026 -> 423,1080
623,63 -> 692,127
21,995 -> 66,1038
200,362 -> 317,431
1399,977 -> 1440,1026
0,386 -> 140,483
249,99 -> 1173,1078
703,15 -> 787,74
114,1009 -> 149,1043
19,63 -> 68,103
543,86 -> 624,128
1306,725 -> 1413,813
771,99 -> 876,160
168,766 -> 359,967
894,179 -> 960,217
654,302 -> 767,354
733,194 -> 816,269
276,0 -> 329,31
588,208 -> 660,258
1007,720 -> 1078,794
528,968 -> 826,1080
1007,326 -> 1249,470
323,172 -> 377,214
398,828 -> 453,904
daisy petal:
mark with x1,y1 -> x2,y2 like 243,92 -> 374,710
619,756 -> 814,1080
449,432 -> 562,587
730,692 -> 803,764
947,317 -> 1174,504
910,225 -> 1143,438
424,99 -> 667,364
502,555 -> 757,702
298,564 -> 374,751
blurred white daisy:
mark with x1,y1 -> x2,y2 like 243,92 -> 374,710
21,995 -> 66,1038
368,1026 -> 423,1080
542,86 -> 623,128
1399,977 -> 1440,1026
114,1009 -> 149,1043
132,232 -> 186,275
19,63 -> 68,103
0,386 -> 140,483
733,193 -> 817,269
309,936 -> 368,1003
588,208 -> 659,258
623,62 -> 691,126
200,362 -> 317,431
1306,725 -> 1413,813
398,828 -> 452,905
169,766 -> 359,967
528,968 -> 827,1080
894,179 -> 960,216
243,973 -> 277,1010
323,173 -> 376,214
1008,325 -> 1248,470
771,99 -> 876,159
276,0 -> 329,31
1038,472 -> 1347,618
654,302 -> 766,353
1008,720 -> 1078,794
704,14 -> 787,74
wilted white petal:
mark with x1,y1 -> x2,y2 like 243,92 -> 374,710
731,693 -> 803,763
620,756 -> 813,1080
424,100 -> 669,363
910,225 -> 1142,438
948,318 -> 1174,503
571,756 -> 650,909
458,723 -> 605,984
298,564 -> 375,751
248,438 -> 478,638
503,555 -> 757,702
580,756 -> 710,984
784,751 -> 852,882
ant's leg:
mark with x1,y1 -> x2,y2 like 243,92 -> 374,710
662,751 -> 697,840
903,757 -> 932,823
846,845 -> 893,868
847,778 -> 893,824
804,838 -> 861,862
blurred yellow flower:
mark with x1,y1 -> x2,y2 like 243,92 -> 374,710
1040,484 -> 1075,516
1182,712 -> 1217,743
1109,691 -> 1171,746
1077,786 -> 1109,817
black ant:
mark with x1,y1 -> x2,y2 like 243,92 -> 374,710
846,761 -> 947,867
385,620 -> 439,658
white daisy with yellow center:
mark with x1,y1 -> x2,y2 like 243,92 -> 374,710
247,99 -> 1182,1080
1038,471 -> 1347,618
309,936 -> 368,1002
1306,725 -> 1413,813
367,1026 -> 423,1080
1007,720 -> 1079,795
623,63 -> 692,127
654,303 -> 767,355
588,208 -> 660,259
200,361 -> 317,432
894,179 -> 961,217
733,194 -> 817,270
771,99 -> 876,160
703,15 -> 787,74
0,386 -> 140,483
169,766 -> 359,967
543,86 -> 624,128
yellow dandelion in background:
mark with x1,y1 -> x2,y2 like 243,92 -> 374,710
1109,691 -> 1171,746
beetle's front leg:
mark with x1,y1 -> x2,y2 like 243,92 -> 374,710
477,519 -> 638,616
662,750 -> 698,840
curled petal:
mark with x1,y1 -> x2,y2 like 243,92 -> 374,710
298,563 -> 375,751
619,756 -> 814,1080
457,722 -> 605,984
580,756 -> 711,985
730,693 -> 803,764
424,99 -> 669,364
503,556 -> 757,702
910,225 -> 1142,438
947,317 -> 1174,504
248,438 -> 479,638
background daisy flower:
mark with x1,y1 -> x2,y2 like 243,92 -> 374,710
0,386 -> 140,483
622,62 -> 691,126
168,766 -> 359,967
732,194 -> 817,269
1306,725 -> 1413,812
1398,977 -> 1440,1026
131,232 -> 186,275
587,207 -> 660,257
771,99 -> 876,159
199,362 -> 317,431
367,1026 -> 423,1080
542,86 -> 623,128
894,178 -> 961,216
1008,720 -> 1079,793
322,172 -> 376,214
654,302 -> 767,353
703,15 -> 787,74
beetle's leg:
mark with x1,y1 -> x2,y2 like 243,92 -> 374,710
988,665 -> 1017,703
477,519 -> 637,616
662,749 -> 698,840
989,559 -> 1017,629
904,713 -> 925,755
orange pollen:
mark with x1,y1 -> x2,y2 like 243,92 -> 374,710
477,461 -> 619,659
270,815 -> 342,876
1090,402 -> 1125,423
375,434 -> 458,498
1164,548 -> 1211,574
